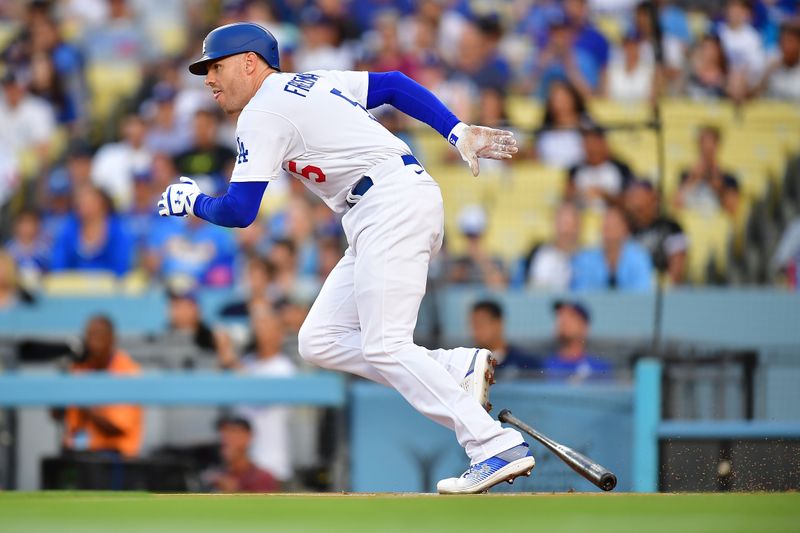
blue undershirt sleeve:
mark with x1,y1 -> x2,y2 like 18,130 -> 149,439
366,71 -> 461,140
192,181 -> 268,228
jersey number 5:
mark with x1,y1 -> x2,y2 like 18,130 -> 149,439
287,161 -> 326,183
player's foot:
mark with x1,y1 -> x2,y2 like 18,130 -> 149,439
460,349 -> 497,412
436,442 -> 535,495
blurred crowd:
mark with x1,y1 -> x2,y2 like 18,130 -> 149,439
1,0 -> 800,314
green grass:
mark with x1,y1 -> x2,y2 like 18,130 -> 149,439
1,492 -> 798,533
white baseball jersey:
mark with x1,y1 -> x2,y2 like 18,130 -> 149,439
231,70 -> 412,212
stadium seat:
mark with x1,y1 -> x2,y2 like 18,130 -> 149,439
594,15 -> 624,44
590,99 -> 651,126
607,129 -> 659,179
579,209 -> 603,247
86,63 -> 143,123
43,271 -> 119,295
677,210 -> 733,284
661,99 -> 736,130
505,96 -> 544,130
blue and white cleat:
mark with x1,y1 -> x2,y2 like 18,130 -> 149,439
460,349 -> 497,412
437,443 -> 535,494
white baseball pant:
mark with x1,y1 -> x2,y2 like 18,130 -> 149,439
298,157 -> 522,463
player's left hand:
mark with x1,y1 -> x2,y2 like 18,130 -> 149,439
451,123 -> 518,177
157,176 -> 201,217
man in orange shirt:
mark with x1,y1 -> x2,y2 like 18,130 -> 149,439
63,315 -> 143,457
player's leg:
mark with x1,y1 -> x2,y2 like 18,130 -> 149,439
347,170 -> 523,464
298,250 -> 476,389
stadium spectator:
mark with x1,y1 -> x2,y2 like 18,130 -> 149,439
5,209 -> 49,288
220,255 -> 279,319
563,0 -> 610,71
50,185 -> 133,277
717,0 -> 766,89
631,1 -> 687,82
686,33 -> 746,101
565,124 -> 636,210
146,215 -> 237,287
625,180 -> 688,285
91,114 -> 153,210
0,250 -> 34,310
527,202 -> 581,291
544,300 -> 611,382
771,217 -> 800,290
173,108 -> 236,194
535,80 -> 590,169
143,83 -> 192,156
124,170 -> 159,260
367,10 -> 419,77
61,315 -> 142,457
80,0 -> 151,67
469,300 -> 541,378
759,21 -> 800,101
603,31 -> 655,102
674,126 -> 741,217
571,205 -> 654,291
222,302 -> 296,483
40,170 -> 73,246
0,69 -> 57,174
455,15 -> 511,95
206,415 -> 279,493
293,7 -> 355,73
447,205 -> 506,288
530,15 -> 598,100
165,285 -> 236,364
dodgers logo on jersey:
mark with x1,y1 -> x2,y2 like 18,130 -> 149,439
236,137 -> 249,164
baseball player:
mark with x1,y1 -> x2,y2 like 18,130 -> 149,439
158,22 -> 534,494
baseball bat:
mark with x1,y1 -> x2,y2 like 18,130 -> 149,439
498,409 -> 617,491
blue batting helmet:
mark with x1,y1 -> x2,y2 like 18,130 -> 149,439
189,22 -> 280,75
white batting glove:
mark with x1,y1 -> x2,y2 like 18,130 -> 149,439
157,176 -> 201,217
449,122 -> 518,177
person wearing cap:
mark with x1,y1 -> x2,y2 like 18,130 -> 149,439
205,415 -> 279,493
625,180 -> 687,284
565,123 -> 636,210
544,300 -> 610,383
447,205 -> 507,288
571,204 -> 654,291
293,7 -> 355,73
124,169 -> 160,258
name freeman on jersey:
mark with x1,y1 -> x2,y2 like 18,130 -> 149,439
283,72 -> 320,98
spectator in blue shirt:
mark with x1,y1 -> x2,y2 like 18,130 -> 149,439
51,185 -> 132,276
544,299 -> 611,382
5,209 -> 50,287
564,0 -> 610,69
147,215 -> 237,287
571,205 -> 654,291
531,15 -> 600,100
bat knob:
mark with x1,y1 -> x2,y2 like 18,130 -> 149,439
498,409 -> 512,422
599,473 -> 617,492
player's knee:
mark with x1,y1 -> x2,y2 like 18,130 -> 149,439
361,337 -> 414,362
297,321 -> 327,365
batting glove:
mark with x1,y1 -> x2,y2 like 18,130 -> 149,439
449,122 -> 518,177
157,176 -> 201,217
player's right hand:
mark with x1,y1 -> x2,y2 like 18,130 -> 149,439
450,122 -> 518,177
157,176 -> 201,217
